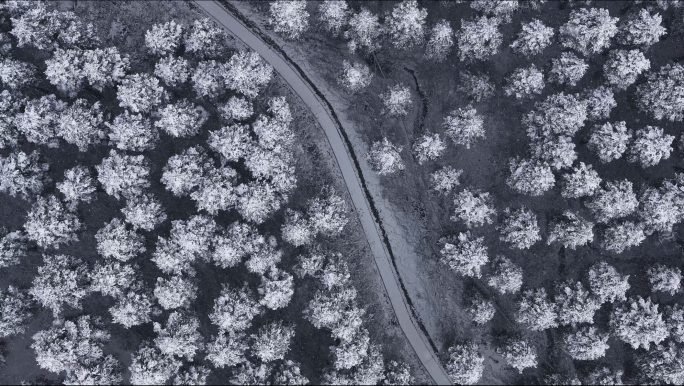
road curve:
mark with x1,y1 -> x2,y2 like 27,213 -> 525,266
191,1 -> 452,384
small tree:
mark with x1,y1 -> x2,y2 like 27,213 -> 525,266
603,49 -> 651,90
152,215 -> 217,275
29,254 -> 90,315
506,157 -> 555,196
665,305 -> 684,343
219,97 -> 254,122
24,195 -> 81,249
430,166 -> 462,194
457,16 -> 502,61
107,111 -> 158,152
380,84 -> 412,116
547,210 -> 594,249
457,72 -> 495,102
559,8 -> 618,56
117,73 -> 165,114
586,367 -> 624,386
638,180 -> 684,236
44,49 -> 84,97
144,20 -> 183,56
549,52 -> 588,87
153,311 -> 204,360
269,0 -> 309,40
367,138 -> 405,176
555,281 -> 601,326
0,285 -> 33,338
588,121 -> 632,163
648,264 -> 682,295
610,296 -> 668,350
530,135 -> 577,170
57,166 -> 96,209
425,20 -> 454,62
510,19 -> 554,57
153,275 -> 197,310
443,105 -> 485,149
245,238 -> 283,275
184,18 -> 225,59
451,188 -> 496,227
224,51 -> 274,99
154,56 -> 190,88
470,0 -> 519,22
191,60 -> 227,99
317,0 -> 349,36
82,47 -> 130,92
560,162 -> 601,199
563,326 -> 610,361
439,232 -> 489,278
274,360 -> 309,386
338,60 -> 373,93
523,93 -> 588,138
0,229 -> 27,268
90,261 -> 137,298
258,268 -> 295,310
109,291 -> 153,328
0,90 -> 23,149
497,339 -> 537,373
57,99 -> 106,151
212,222 -> 260,268
504,65 -> 544,99
207,124 -> 254,164
0,58 -> 35,91
206,331 -> 248,369
252,322 -> 295,362
588,261 -> 630,304
498,207 -> 540,249
602,221 -> 646,253
236,181 -> 285,224
155,99 -> 207,138
627,126 -> 674,167
129,343 -> 182,386
637,343 -> 684,385
15,94 -> 66,148
0,150 -> 49,199
586,180 -> 638,223
445,343 -> 484,385
386,0 -> 427,50
636,64 -> 684,122
584,86 -> 617,121
281,210 -> 313,247
466,295 -> 495,325
209,285 -> 262,333
516,288 -> 558,331
160,146 -> 209,197
618,8 -> 666,47
96,150 -> 150,199
121,193 -> 167,231
344,8 -> 382,54
486,256 -> 523,294
174,366 -> 210,386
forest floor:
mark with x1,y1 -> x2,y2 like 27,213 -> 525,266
230,0 -> 684,383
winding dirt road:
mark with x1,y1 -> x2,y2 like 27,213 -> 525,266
192,1 -> 452,384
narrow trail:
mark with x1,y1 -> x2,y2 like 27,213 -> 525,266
191,1 -> 453,384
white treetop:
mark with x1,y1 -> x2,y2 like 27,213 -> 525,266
0,58 -> 36,90
530,135 -> 577,170
588,261 -> 630,304
584,86 -> 617,121
245,236 -> 283,275
451,188 -> 496,228
212,222 -> 260,268
586,367 -> 624,386
367,138 -> 405,176
258,268 -> 295,310
236,180 -> 285,224
498,207 -> 540,249
338,60 -> 373,93
15,94 -> 66,148
497,339 -> 537,373
665,305 -> 684,344
610,296 -> 668,350
191,60 -> 227,99
344,8 -> 382,54
648,264 -> 682,295
548,52 -> 588,87
269,0 -> 309,40
82,47 -> 130,92
0,229 -> 27,269
191,166 -> 238,215
506,157 -> 555,196
617,8 -> 666,47
153,275 -> 197,310
602,221 -> 646,253
144,20 -> 183,56
184,18 -> 225,59
174,366 -> 210,386
563,326 -> 610,361
380,84 -> 412,116
107,111 -> 158,152
117,73 -> 165,113
466,295 -> 495,325
121,193 -> 167,231
273,360 -> 310,386
636,64 -> 684,122
560,162 -> 601,199
129,343 -> 182,386
430,166 -> 462,195
627,126 -> 674,168
585,180 -> 638,223
637,343 -> 684,385
443,105 -> 485,149
57,166 -> 96,209
152,215 -> 217,275
555,281 -> 601,326
516,288 -> 558,331
90,260 -> 137,298
439,232 -> 489,278
0,150 -> 49,199
523,93 -> 587,139
386,0 -> 427,50
457,16 -> 502,62
504,65 -> 544,99
638,179 -> 684,235
44,48 -> 84,97
252,322 -> 295,362
281,210 -> 313,247
57,99 -> 105,151
109,291 -> 153,328
225,50 -> 274,99
445,343 -> 484,385
96,150 -> 150,199
206,331 -> 248,369
318,0 -> 349,36
0,90 -> 23,149
486,256 -> 523,295
153,311 -> 204,360
588,121 -> 632,163
24,195 -> 81,249
510,19 -> 554,57
219,97 -> 254,122
154,55 -> 190,88
0,285 -> 33,338
458,71 -> 495,102
425,20 -> 454,62
161,146 -> 210,197
29,254 -> 90,315
470,0 -> 519,22
155,99 -> 207,138
603,49 -> 651,90
210,285 -> 262,333
547,210 -> 594,249
559,8 -> 618,56
412,133 -> 446,165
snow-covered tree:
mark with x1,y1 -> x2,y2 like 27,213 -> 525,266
245,236 -> 283,275
497,339 -> 537,373
610,296 -> 668,350
457,71 -> 495,102
259,268 -> 295,310
63,354 -> 123,386
31,316 -> 109,374
109,291 -> 153,328
230,362 -> 273,385
559,8 -> 618,56
440,232 -> 489,278
82,47 -> 130,92
56,166 -> 96,209
451,188 -> 496,227
466,294 -> 495,325
145,20 -> 183,56
486,256 -> 523,295
588,261 -> 630,304
584,86 -> 617,121
154,311 -> 203,360
638,179 -> 684,235
174,366 -> 210,386
252,322 -> 295,362
665,305 -> 684,343
155,99 -> 207,138
330,328 -> 371,370
516,288 -> 558,331
191,166 -> 238,215
29,254 -> 90,315
129,343 -> 182,385
0,150 -> 49,199
523,93 -> 587,139
206,331 -> 248,369
602,221 -> 646,253
44,49 -> 84,97
338,60 -> 373,93
588,121 -> 632,163
209,285 -> 261,333
445,343 -> 484,385
430,166 -> 462,194
236,181 -> 285,224
560,162 -> 601,199
191,60 -> 227,99
0,229 -> 27,268
386,0 -> 427,50
617,8 -> 666,47
121,193 -> 167,231
224,50 -> 274,99
0,58 -> 35,90
0,90 -> 23,149
603,49 -> 650,90
161,146 -> 210,196
317,0 -> 349,36
412,133 -> 446,165
627,126 -> 674,167
96,150 -> 150,199
367,138 -> 405,176
510,19 -> 554,57
154,56 -> 190,88
269,0 -> 309,40
281,210 -> 313,247
274,360 -> 310,385
504,65 -> 544,99
11,6 -> 99,50
637,342 -> 684,385
498,207 -> 540,249
107,111 -> 158,152
636,64 -> 684,122
15,94 -> 66,148
0,285 -> 33,338
457,16 -> 502,62
547,210 -> 594,249
530,135 -> 577,170
648,264 -> 682,295
555,281 -> 601,326
152,215 -> 217,275
57,99 -> 105,151
548,52 -> 588,87
563,326 -> 610,361
383,360 -> 413,386
153,275 -> 197,310
24,195 -> 81,249
443,105 -> 485,149
344,8 -> 382,54
380,84 -> 412,116
90,261 -> 137,298
585,180 -> 638,223
211,222 -> 259,268
117,73 -> 165,114
585,367 -> 624,386
506,157 -> 555,196
470,0 -> 518,22
425,20 -> 454,62
184,18 -> 225,59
